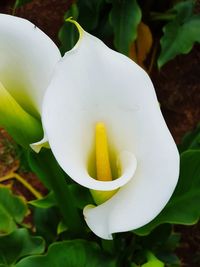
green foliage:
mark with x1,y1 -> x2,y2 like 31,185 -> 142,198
158,0 -> 200,68
69,184 -> 94,209
57,220 -> 68,235
28,150 -> 51,189
59,0 -> 105,55
134,150 -> 200,235
29,184 -> 93,237
29,184 -> 94,210
0,228 -> 45,266
137,224 -> 181,266
78,0 -> 104,31
16,240 -> 115,267
59,0 -> 142,56
142,251 -> 164,267
33,206 -> 60,244
138,224 -> 173,249
29,191 -> 56,209
110,0 -> 142,55
0,187 -> 27,234
58,4 -> 79,55
133,225 -> 180,266
179,123 -> 200,153
28,149 -> 84,235
58,0 -> 200,69
14,0 -> 32,8
158,252 -> 180,267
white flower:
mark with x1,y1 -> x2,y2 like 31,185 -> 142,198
0,14 -> 61,147
41,19 -> 180,240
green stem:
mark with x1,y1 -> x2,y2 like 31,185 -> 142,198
12,7 -> 16,15
150,12 -> 176,21
28,149 -> 84,236
0,172 -> 42,199
148,39 -> 158,74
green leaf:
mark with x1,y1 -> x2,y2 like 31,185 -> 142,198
173,0 -> 194,21
142,252 -> 164,267
58,4 -> 79,55
0,187 -> 28,234
138,224 -> 172,249
14,0 -> 32,8
77,0 -> 104,31
28,149 -> 84,235
16,240 -> 115,267
156,232 -> 181,266
162,232 -> 180,252
28,150 -> 51,189
69,184 -> 94,209
158,1 -> 200,67
29,191 -> 56,209
0,228 -> 45,266
57,220 -> 68,235
33,207 -> 60,245
30,185 -> 93,236
179,123 -> 200,153
134,150 -> 200,235
96,12 -> 114,41
110,0 -> 142,55
158,252 -> 180,267
138,224 -> 180,266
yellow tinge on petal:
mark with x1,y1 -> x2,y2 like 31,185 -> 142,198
90,122 -> 117,205
0,81 -> 43,147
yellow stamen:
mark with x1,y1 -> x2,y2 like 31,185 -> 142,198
95,122 -> 112,181
90,122 -> 117,205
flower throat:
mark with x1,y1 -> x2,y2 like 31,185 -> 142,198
89,122 -> 118,205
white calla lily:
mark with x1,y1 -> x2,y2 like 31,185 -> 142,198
42,20 -> 179,239
0,14 -> 61,146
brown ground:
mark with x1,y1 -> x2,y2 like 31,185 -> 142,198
152,44 -> 200,144
0,128 -> 47,200
0,1 -> 200,266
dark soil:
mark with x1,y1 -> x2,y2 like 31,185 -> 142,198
176,224 -> 200,267
0,1 -> 200,266
0,128 -> 47,200
152,45 -> 200,144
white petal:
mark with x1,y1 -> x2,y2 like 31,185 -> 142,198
30,135 -> 49,153
42,25 -> 179,239
0,14 -> 61,116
